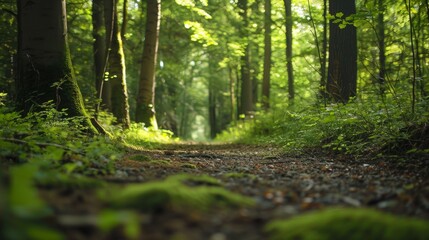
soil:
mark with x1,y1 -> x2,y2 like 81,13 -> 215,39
39,143 -> 429,240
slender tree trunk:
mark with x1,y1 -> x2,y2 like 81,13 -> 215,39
327,0 -> 357,103
208,62 -> 217,139
121,0 -> 128,40
92,0 -> 108,114
321,0 -> 328,99
17,0 -> 98,134
238,0 -> 253,117
229,65 -> 236,123
377,0 -> 386,95
415,6 -> 426,97
104,0 -> 130,128
285,0 -> 294,103
404,0 -> 417,113
136,0 -> 161,128
262,0 -> 271,110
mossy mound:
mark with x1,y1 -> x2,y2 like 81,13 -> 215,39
35,172 -> 104,189
265,208 -> 429,240
107,174 -> 254,212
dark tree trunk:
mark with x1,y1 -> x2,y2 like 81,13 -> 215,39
327,0 -> 357,102
228,65 -> 236,123
262,0 -> 271,110
285,0 -> 294,103
136,0 -> 161,128
104,0 -> 130,128
238,0 -> 253,117
377,0 -> 386,95
208,79 -> 217,139
17,0 -> 98,134
92,0 -> 109,113
121,0 -> 128,40
320,0 -> 328,99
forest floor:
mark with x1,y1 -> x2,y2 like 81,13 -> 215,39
40,143 -> 429,240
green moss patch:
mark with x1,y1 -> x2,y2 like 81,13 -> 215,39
106,174 -> 254,212
265,208 -> 429,240
35,172 -> 104,189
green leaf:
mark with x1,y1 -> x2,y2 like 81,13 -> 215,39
335,12 -> 344,18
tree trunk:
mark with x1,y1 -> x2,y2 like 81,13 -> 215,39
320,0 -> 328,99
285,0 -> 294,103
262,0 -> 271,110
17,0 -> 98,134
228,65 -> 236,123
238,0 -> 253,117
136,0 -> 161,128
377,0 -> 386,95
121,0 -> 128,40
92,0 -> 109,113
327,0 -> 357,103
104,0 -> 130,128
208,76 -> 217,139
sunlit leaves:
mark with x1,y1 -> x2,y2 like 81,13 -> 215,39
175,0 -> 212,19
184,21 -> 218,47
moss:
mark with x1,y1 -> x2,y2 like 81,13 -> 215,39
265,208 -> 429,240
35,172 -> 104,189
106,174 -> 254,212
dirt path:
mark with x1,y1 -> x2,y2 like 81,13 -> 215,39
43,143 -> 429,239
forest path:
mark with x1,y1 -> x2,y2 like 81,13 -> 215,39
109,142 -> 429,239
42,143 -> 429,239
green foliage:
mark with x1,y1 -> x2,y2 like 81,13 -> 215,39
265,208 -> 429,240
218,96 -> 429,156
122,123 -> 177,149
105,174 -> 254,212
35,172 -> 104,189
0,102 -> 120,239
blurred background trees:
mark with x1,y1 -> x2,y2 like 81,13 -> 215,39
1,0 -> 428,140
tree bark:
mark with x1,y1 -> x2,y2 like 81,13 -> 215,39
136,0 -> 161,128
327,0 -> 357,103
17,0 -> 98,134
121,0 -> 128,41
104,0 -> 130,128
320,0 -> 328,99
377,0 -> 386,95
238,0 -> 253,117
285,0 -> 294,103
208,68 -> 217,139
92,0 -> 109,113
262,0 -> 271,110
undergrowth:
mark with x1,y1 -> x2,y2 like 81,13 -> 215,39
0,96 -> 177,239
217,96 -> 429,156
